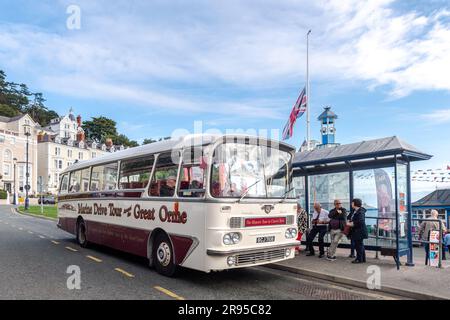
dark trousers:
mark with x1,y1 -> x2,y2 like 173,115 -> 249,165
354,238 -> 366,262
306,225 -> 328,255
350,238 -> 356,256
424,243 -> 430,265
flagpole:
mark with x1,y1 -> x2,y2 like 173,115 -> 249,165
306,30 -> 311,151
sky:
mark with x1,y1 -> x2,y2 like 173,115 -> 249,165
0,0 -> 449,198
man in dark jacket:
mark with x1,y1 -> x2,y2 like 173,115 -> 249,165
347,198 -> 368,264
326,199 -> 347,261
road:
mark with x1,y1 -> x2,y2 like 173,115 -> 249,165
0,205 -> 398,300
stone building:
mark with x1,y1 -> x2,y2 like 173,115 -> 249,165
37,110 -> 125,194
0,114 -> 39,195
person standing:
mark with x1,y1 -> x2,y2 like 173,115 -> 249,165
327,199 -> 347,261
444,232 -> 450,260
296,204 -> 309,254
347,199 -> 368,264
347,209 -> 356,258
306,203 -> 330,258
419,210 -> 447,265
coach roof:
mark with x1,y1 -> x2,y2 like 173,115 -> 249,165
62,134 -> 294,173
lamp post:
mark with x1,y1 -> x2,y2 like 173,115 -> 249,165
23,124 -> 31,210
13,157 -> 17,205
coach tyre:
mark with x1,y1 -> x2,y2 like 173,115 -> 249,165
153,233 -> 177,277
76,219 -> 89,248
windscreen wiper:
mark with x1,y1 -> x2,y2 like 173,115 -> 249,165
236,178 -> 262,203
278,186 -> 295,203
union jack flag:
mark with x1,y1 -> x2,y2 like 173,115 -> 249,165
282,87 -> 307,140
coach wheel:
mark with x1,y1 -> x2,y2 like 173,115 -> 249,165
76,219 -> 89,248
153,233 -> 177,277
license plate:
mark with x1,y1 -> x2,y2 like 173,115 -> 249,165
256,236 -> 275,243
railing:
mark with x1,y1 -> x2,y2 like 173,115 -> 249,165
304,213 -> 445,268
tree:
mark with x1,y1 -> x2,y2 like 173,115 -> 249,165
0,104 -> 21,117
82,116 -> 138,147
142,138 -> 157,145
0,70 -> 59,124
82,116 -> 118,143
114,134 -> 139,148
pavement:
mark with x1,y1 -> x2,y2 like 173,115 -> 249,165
267,245 -> 450,300
0,205 -> 398,300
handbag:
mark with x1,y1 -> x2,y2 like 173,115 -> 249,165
343,224 -> 352,236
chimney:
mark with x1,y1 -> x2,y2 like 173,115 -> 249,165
105,138 -> 113,148
76,130 -> 85,142
77,115 -> 82,127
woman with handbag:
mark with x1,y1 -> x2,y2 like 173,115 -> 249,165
347,198 -> 368,264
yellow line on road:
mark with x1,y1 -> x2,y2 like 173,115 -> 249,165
154,286 -> 185,300
86,255 -> 102,263
51,240 -> 60,245
65,246 -> 78,252
114,268 -> 135,278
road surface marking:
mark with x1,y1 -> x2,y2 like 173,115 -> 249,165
51,240 -> 60,245
154,286 -> 185,300
5,222 -> 9,225
65,246 -> 78,252
86,255 -> 102,263
18,227 -> 23,231
39,235 -> 46,239
114,268 -> 135,278
28,231 -> 33,234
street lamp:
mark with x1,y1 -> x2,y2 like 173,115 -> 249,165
13,157 -> 17,205
23,124 -> 31,210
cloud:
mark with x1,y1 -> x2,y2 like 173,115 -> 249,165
422,108 -> 450,124
40,74 -> 285,119
0,0 -> 449,112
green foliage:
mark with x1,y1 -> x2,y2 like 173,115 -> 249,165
0,104 -> 21,117
114,134 -> 139,148
0,190 -> 7,199
143,138 -> 157,145
0,70 -> 59,125
82,116 -> 118,143
143,137 -> 170,145
82,116 -> 139,147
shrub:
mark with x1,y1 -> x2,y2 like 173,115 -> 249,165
0,190 -> 8,199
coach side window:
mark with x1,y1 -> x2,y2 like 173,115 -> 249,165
178,148 -> 206,198
90,162 -> 118,191
149,152 -> 180,197
69,170 -> 82,193
81,168 -> 91,192
60,174 -> 69,194
119,156 -> 154,190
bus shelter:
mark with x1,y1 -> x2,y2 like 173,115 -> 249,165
292,136 -> 432,268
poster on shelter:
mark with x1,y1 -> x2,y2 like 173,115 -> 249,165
429,231 -> 440,267
374,169 -> 394,231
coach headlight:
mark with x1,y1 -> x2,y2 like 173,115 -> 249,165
223,232 -> 241,245
285,228 -> 297,239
